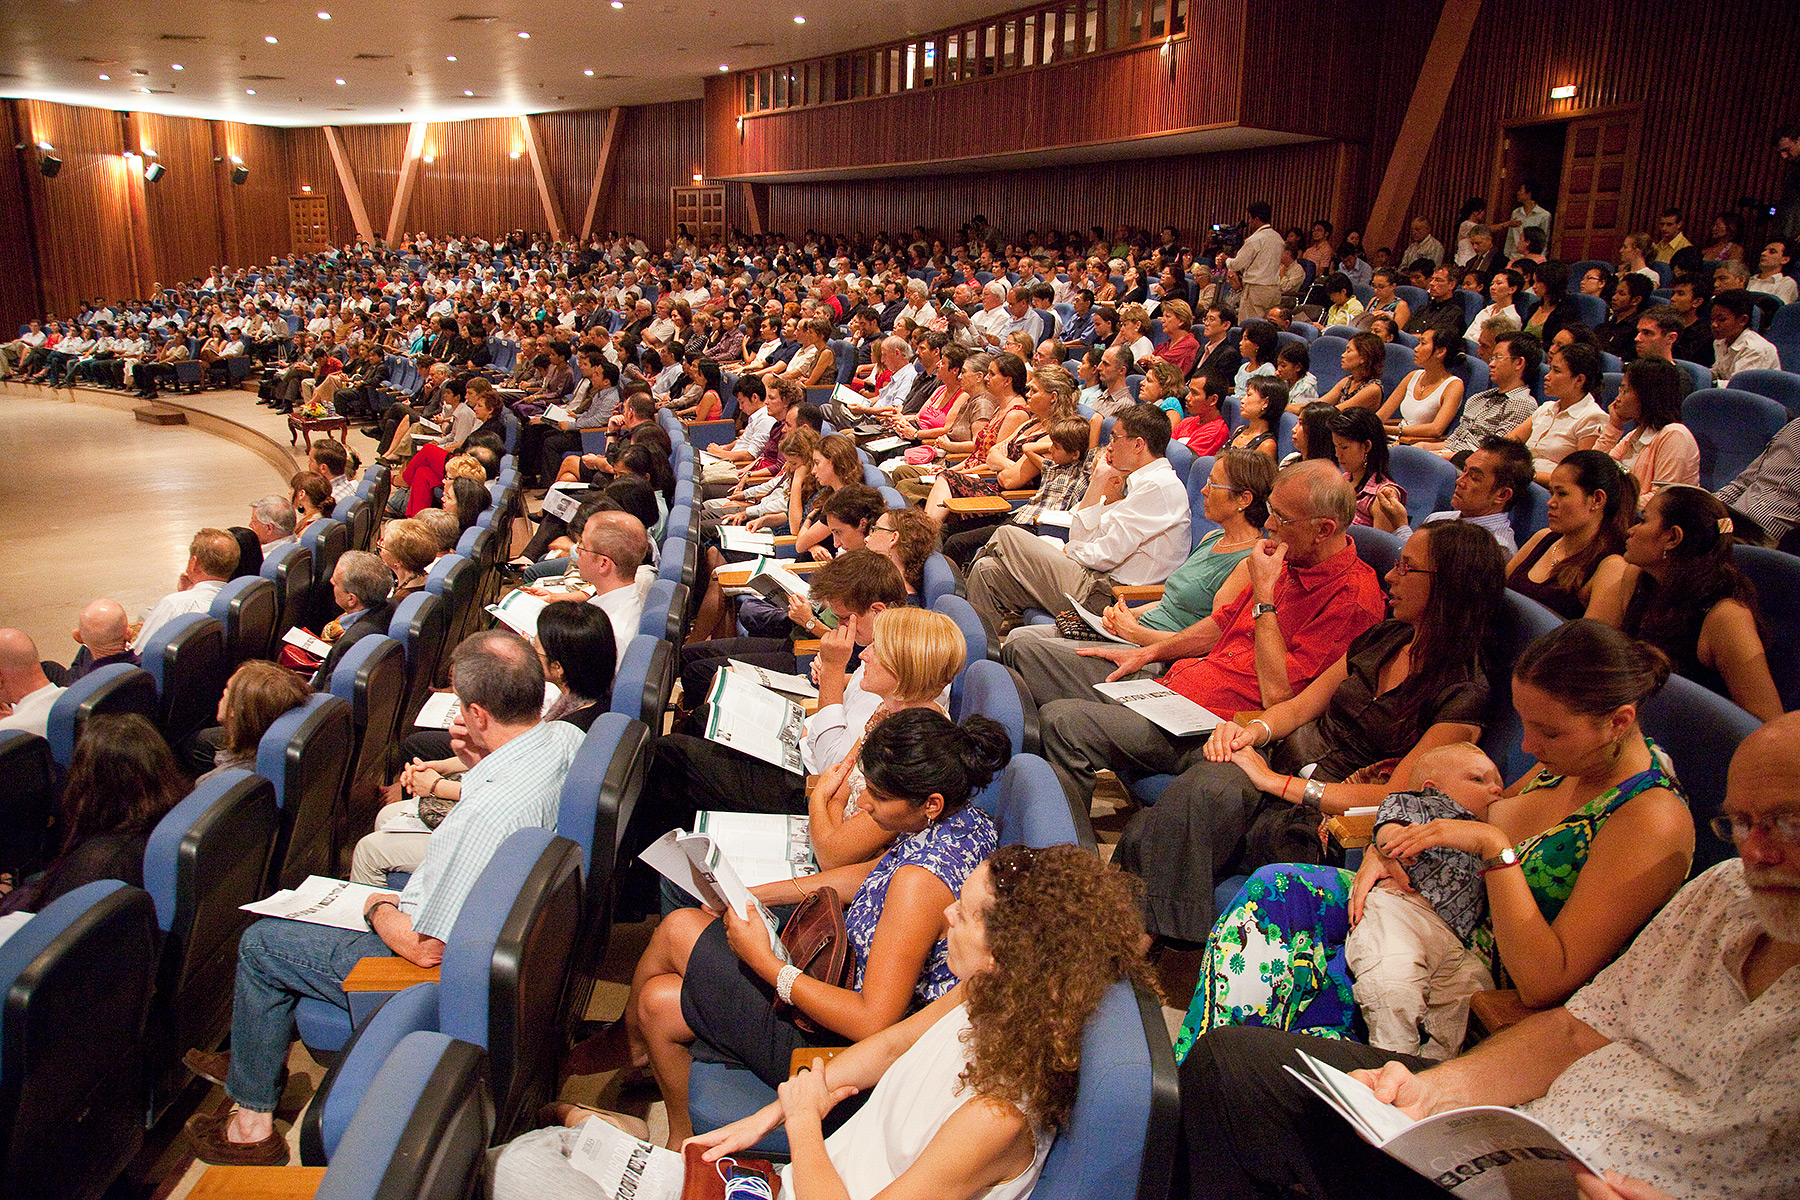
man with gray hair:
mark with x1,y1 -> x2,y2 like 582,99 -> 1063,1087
829,335 -> 917,425
970,279 -> 1014,348
576,510 -> 648,656
184,628 -> 585,1166
1009,460 -> 1387,813
310,550 -> 396,689
249,495 -> 299,554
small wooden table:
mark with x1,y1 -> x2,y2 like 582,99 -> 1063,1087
288,413 -> 348,450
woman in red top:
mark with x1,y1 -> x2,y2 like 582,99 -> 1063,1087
1154,300 -> 1201,376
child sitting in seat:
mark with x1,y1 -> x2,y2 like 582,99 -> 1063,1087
1344,741 -> 1505,1060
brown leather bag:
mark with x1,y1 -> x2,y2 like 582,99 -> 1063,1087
773,885 -> 852,1032
681,1143 -> 779,1200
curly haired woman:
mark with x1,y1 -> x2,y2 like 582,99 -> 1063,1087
489,844 -> 1156,1200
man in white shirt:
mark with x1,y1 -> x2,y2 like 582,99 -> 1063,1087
969,281 -> 1014,348
1400,217 -> 1446,272
898,279 -> 936,328
576,511 -> 649,655
1749,239 -> 1798,305
0,629 -> 66,738
700,378 -> 774,485
0,321 -> 46,377
1225,201 -> 1284,321
1498,179 -> 1553,260
1711,291 -> 1782,383
249,495 -> 299,555
968,403 -> 1190,638
132,528 -> 240,652
1181,711 -> 1800,1200
831,336 -> 917,425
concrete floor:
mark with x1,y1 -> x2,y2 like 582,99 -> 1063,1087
0,381 -> 300,657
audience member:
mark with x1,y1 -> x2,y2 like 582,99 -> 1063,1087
132,527 -> 239,652
1507,450 -> 1633,620
1710,290 -> 1781,382
1595,356 -> 1700,508
1509,341 -> 1609,483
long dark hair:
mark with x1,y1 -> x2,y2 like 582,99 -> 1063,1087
1406,521 -> 1506,713
1327,405 -> 1391,488
1515,619 -> 1670,717
1623,357 -> 1686,431
859,709 -> 1011,816
58,713 -> 186,852
1627,487 -> 1764,657
1296,402 -> 1339,464
446,476 -> 488,536
535,599 -> 619,703
1551,450 -> 1635,594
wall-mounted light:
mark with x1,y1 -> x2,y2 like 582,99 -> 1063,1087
692,172 -> 704,182
144,161 -> 166,182
35,142 -> 60,176
736,115 -> 744,138
1550,85 -> 1576,100
509,148 -> 522,159
422,153 -> 436,163
301,183 -> 313,192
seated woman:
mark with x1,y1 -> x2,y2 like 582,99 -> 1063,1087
290,470 -> 331,535
672,357 -> 724,422
491,844 -> 1153,1200
620,707 -> 1009,1146
915,354 -> 1039,522
717,427 -> 820,535
1281,400 -> 1341,469
1113,520 -> 1507,943
1139,359 -> 1188,417
1318,332 -> 1385,412
779,434 -> 866,564
1116,304 -> 1156,363
1363,267 -> 1411,331
780,316 -> 837,388
1471,267 -> 1524,331
1595,356 -> 1699,509
1329,407 -> 1407,532
1507,450 -> 1632,620
1379,324 -> 1466,446
1224,376 -> 1284,461
735,485 -> 886,638
865,508 -> 942,602
194,660 -> 311,780
350,600 -> 617,885
1002,448 -> 1272,673
0,713 -> 186,914
1522,260 -> 1576,344
889,342 -> 972,446
443,474 -> 491,544
1232,319 -> 1279,399
1154,299 -> 1201,375
1176,619 -> 1692,1059
375,517 -> 436,605
1322,273 -> 1365,329
1594,486 -> 1782,721
1508,340 -> 1608,485
1274,341 -> 1320,410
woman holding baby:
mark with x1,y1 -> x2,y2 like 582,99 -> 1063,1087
1172,618 -> 1693,1065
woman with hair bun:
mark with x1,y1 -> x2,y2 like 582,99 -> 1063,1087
613,707 -> 1012,1146
1597,485 -> 1782,721
492,844 -> 1155,1200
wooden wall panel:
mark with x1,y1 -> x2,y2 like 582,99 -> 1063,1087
137,112 -> 225,285
1400,0 -> 1800,257
766,139 -> 1341,246
533,110 -> 613,241
218,122 -> 297,267
1236,0 -> 1380,143
708,19 -> 1245,180
15,100 -> 137,315
281,127 -> 353,248
407,117 -> 546,238
335,123 -> 409,240
595,100 -> 705,246
0,103 -> 47,333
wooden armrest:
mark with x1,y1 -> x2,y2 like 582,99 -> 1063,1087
717,568 -> 754,587
342,957 -> 441,992
1468,989 -> 1539,1036
743,471 -> 773,483
1111,585 -> 1165,603
1325,812 -> 1376,849
999,489 -> 1035,500
770,535 -> 798,546
792,639 -> 821,655
943,496 -> 1014,515
188,1166 -> 328,1199
788,1046 -> 850,1077
1230,710 -> 1265,727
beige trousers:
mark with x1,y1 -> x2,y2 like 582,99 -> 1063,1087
965,523 -> 1111,637
349,798 -> 434,885
1344,885 -> 1493,1061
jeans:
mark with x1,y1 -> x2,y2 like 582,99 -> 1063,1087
524,556 -> 569,581
225,918 -> 392,1112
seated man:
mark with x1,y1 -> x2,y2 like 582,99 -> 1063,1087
1008,460 -> 1384,809
182,630 -> 586,1165
132,528 -> 239,652
967,403 -> 1189,640
1180,712 -> 1800,1200
577,510 -> 650,652
249,494 -> 299,555
1426,329 -> 1541,463
50,598 -> 137,686
1389,435 -> 1533,557
1716,415 -> 1800,548
1711,289 -> 1781,383
308,438 -> 359,508
0,629 -> 65,737
310,551 -> 397,690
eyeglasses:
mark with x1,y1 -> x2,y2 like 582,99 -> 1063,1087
1708,812 -> 1800,845
1391,558 -> 1437,577
574,544 -> 606,559
990,845 -> 1039,895
1265,508 -> 1318,532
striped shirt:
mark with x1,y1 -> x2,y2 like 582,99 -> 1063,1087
1715,415 -> 1800,543
397,719 -> 584,940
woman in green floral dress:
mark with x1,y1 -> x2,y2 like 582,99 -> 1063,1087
1175,619 -> 1698,1062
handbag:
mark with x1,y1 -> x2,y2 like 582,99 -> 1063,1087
681,1142 -> 780,1200
1052,608 -> 1110,641
773,886 -> 852,1033
903,444 -> 938,466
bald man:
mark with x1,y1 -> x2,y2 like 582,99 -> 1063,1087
51,598 -> 138,686
0,629 -> 65,737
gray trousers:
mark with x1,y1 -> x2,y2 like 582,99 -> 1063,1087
966,523 -> 1112,640
1001,627 -> 1164,710
1040,696 -> 1210,815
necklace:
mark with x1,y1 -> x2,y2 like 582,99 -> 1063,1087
1214,532 -> 1260,550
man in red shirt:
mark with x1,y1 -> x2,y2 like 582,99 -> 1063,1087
1034,459 -> 1386,810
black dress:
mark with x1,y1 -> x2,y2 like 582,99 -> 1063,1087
1505,534 -> 1589,620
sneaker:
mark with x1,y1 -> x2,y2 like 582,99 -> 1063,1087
183,1108 -> 290,1167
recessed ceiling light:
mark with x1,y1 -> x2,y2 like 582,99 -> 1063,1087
264,35 -> 278,43
446,54 -> 457,61
98,73 -> 110,80
718,64 -> 728,71
793,14 -> 805,22
583,68 -> 594,76
172,63 -> 184,70
463,89 -> 473,96
317,11 -> 331,19
517,30 -> 530,38
245,88 -> 256,94
335,77 -> 346,84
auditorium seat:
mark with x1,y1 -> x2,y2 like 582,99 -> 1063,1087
953,658 -> 1031,755
328,634 -> 408,843
141,769 -> 280,1116
1387,444 -> 1460,526
1185,454 -> 1221,542
1640,673 -> 1759,873
1727,368 -> 1800,420
337,491 -> 377,552
424,552 -> 479,656
44,662 -> 159,768
139,611 -> 230,746
609,632 -> 676,733
1732,544 -> 1800,711
1481,590 -> 1565,784
931,593 -> 990,665
301,516 -> 350,628
638,577 -> 688,644
209,574 -> 278,665
258,692 -> 356,889
0,880 -> 160,1200
260,541 -> 315,643
1311,335 -> 1349,393
1510,481 -> 1551,546
0,731 -> 56,883
297,827 -> 583,1143
1683,388 -> 1789,491
1347,524 -> 1401,577
388,591 -> 452,729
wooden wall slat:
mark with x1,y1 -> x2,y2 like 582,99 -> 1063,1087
407,116 -> 546,239
534,110 -> 613,242
0,103 -> 45,332
136,112 -> 225,286
219,121 -> 297,267
282,127 -> 353,248
335,123 -> 409,241
16,100 -> 137,315
594,101 -> 706,246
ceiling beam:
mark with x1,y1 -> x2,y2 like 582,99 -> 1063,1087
322,125 -> 375,245
1364,0 -> 1485,255
517,115 -> 565,243
386,121 -> 429,247
580,107 -> 625,242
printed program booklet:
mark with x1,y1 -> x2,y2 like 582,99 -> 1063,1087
700,669 -> 807,774
1091,680 -> 1222,737
639,827 -> 789,956
726,658 -> 819,699
241,875 -> 389,932
566,1115 -> 685,1200
694,810 -> 819,887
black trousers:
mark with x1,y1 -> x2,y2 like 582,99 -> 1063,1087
1178,1026 -> 1440,1200
942,514 -> 1011,572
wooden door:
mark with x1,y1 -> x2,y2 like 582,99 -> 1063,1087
672,186 -> 725,244
1554,111 -> 1640,263
289,196 -> 331,253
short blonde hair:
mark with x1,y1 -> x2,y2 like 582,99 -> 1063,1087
444,454 -> 485,484
870,608 -> 965,703
1118,302 -> 1151,329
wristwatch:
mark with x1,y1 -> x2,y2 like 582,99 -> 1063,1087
1480,846 -> 1521,876
365,900 -> 399,929
1253,602 -> 1278,619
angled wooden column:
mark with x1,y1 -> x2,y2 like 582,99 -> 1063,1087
208,120 -> 241,265
1364,0 -> 1484,254
740,183 -> 769,236
386,121 -> 429,247
517,115 -> 566,242
580,107 -> 625,241
322,125 -> 375,245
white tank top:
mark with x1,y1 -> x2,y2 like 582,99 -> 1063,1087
778,1004 -> 1051,1200
1398,371 -> 1456,426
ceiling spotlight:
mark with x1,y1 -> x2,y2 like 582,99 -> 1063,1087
317,11 -> 331,19
335,77 -> 346,84
446,54 -> 458,61
245,88 -> 256,94
172,63 -> 184,70
583,68 -> 594,76
517,30 -> 530,37
610,1 -> 623,8
265,34 -> 278,43
793,14 -> 805,22
463,89 -> 473,96
98,73 -> 110,80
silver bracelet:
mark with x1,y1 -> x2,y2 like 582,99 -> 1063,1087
1247,718 -> 1273,746
775,963 -> 803,1005
1302,778 -> 1326,810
